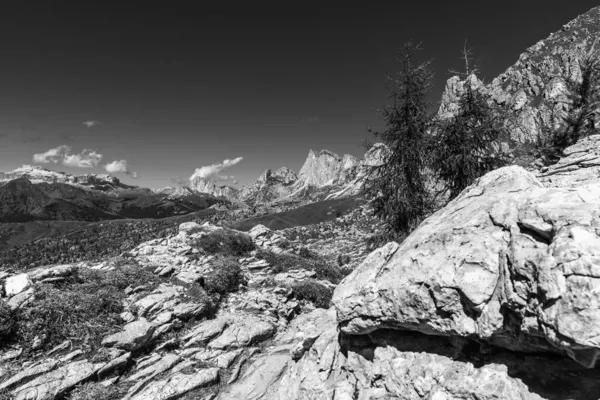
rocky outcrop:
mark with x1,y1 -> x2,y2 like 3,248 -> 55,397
334,162 -> 600,367
439,6 -> 600,144
190,178 -> 239,202
239,167 -> 298,203
537,134 -> 600,187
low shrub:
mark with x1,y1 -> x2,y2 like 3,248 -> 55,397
290,280 -> 333,309
193,229 -> 254,256
258,249 -> 345,284
10,265 -> 160,354
0,300 -> 16,340
203,257 -> 244,296
68,382 -> 122,400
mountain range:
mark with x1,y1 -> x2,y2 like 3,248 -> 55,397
190,144 -> 387,203
0,145 -> 386,222
0,166 -> 222,222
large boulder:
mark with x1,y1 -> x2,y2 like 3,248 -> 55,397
333,164 -> 600,367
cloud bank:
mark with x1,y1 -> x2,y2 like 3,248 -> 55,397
33,145 -> 103,168
105,159 -> 138,178
189,157 -> 243,182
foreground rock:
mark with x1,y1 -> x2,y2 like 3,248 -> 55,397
334,164 -> 600,367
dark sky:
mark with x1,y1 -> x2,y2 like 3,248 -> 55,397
0,1 -> 598,188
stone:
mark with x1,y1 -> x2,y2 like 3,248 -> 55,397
333,164 -> 600,367
248,224 -> 272,240
127,368 -> 219,400
0,360 -> 59,391
7,288 -> 34,311
172,302 -> 207,320
4,274 -> 31,297
102,319 -> 155,351
208,314 -> 275,350
183,318 -> 229,348
28,264 -> 77,282
97,352 -> 131,377
11,360 -> 99,400
127,353 -> 181,382
178,222 -> 204,236
538,135 -> 600,188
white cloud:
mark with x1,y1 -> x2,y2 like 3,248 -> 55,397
105,159 -> 128,173
33,145 -> 71,164
63,150 -> 103,168
104,159 -> 139,178
190,157 -> 243,182
82,120 -> 100,128
33,145 -> 103,168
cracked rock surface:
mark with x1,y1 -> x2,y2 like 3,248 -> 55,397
334,163 -> 600,367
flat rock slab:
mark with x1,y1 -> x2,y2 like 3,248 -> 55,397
12,360 -> 99,400
208,314 -> 275,350
102,319 -> 155,351
128,368 -> 219,400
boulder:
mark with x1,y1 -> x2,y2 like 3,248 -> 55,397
248,224 -> 271,240
333,165 -> 600,367
3,274 -> 31,297
102,319 -> 155,351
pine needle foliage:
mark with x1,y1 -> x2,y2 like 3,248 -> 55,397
362,42 -> 434,241
432,45 -> 508,201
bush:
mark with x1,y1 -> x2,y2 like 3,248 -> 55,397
0,300 -> 16,340
10,265 -> 159,354
193,229 -> 254,256
258,249 -> 345,284
203,257 -> 244,296
68,382 -> 122,400
290,280 -> 333,309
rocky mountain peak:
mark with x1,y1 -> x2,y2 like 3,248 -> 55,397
439,5 -> 600,145
190,177 -> 239,202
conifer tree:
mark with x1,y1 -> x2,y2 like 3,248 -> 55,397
362,42 -> 434,241
556,41 -> 600,147
432,43 -> 508,201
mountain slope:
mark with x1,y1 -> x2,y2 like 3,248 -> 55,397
0,167 -> 223,222
439,5 -> 600,146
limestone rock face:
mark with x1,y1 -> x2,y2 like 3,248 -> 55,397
333,163 -> 600,367
438,6 -> 600,144
538,134 -> 600,188
297,150 -> 344,187
239,167 -> 298,203
190,178 -> 239,202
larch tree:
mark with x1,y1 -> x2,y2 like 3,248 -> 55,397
362,41 -> 434,242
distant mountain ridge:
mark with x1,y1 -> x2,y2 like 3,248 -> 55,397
0,166 -> 222,222
177,145 -> 387,204
0,165 -> 136,194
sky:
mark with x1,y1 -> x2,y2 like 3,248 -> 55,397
0,1 -> 598,188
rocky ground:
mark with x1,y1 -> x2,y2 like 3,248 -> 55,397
1,137 -> 600,400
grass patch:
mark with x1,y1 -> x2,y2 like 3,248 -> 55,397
258,249 -> 345,284
203,256 -> 245,296
0,300 -> 16,340
68,382 -> 123,400
289,280 -> 333,309
7,264 -> 161,355
192,229 -> 254,257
